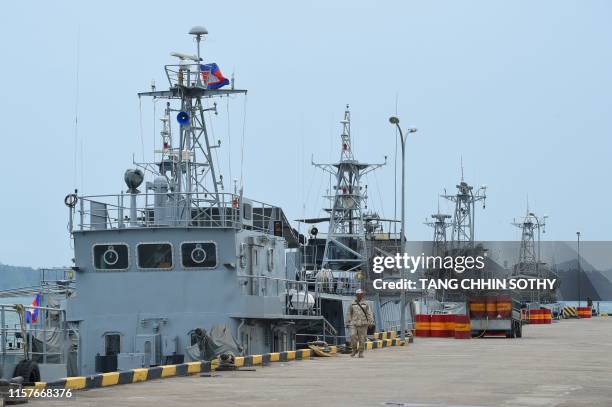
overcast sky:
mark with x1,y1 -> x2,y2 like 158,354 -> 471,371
1,0 -> 610,268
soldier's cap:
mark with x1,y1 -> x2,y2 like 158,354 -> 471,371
355,289 -> 363,294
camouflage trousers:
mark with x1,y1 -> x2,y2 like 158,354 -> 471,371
350,325 -> 368,355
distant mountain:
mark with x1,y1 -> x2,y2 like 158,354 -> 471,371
554,259 -> 612,301
0,263 -> 40,290
601,268 -> 612,284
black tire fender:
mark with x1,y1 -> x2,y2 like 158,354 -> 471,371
13,359 -> 41,384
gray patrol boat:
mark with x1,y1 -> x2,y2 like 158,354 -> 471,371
292,106 -> 417,342
2,26 -> 333,382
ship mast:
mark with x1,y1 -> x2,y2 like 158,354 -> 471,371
441,164 -> 487,249
424,206 -> 452,257
137,26 -> 246,218
512,206 -> 547,277
312,106 -> 385,273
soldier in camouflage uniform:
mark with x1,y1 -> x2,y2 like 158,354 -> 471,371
346,289 -> 374,358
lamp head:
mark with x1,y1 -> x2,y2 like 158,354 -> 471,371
389,116 -> 400,125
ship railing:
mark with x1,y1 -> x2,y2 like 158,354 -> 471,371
295,319 -> 339,347
312,278 -> 363,296
237,275 -> 321,316
164,63 -> 212,89
0,304 -> 70,366
0,281 -> 74,300
72,192 -> 283,235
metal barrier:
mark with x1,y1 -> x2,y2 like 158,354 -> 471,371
311,276 -> 363,296
164,63 -> 211,89
72,192 -> 283,235
0,279 -> 74,300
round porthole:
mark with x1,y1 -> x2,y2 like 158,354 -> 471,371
190,244 -> 207,264
103,246 -> 119,266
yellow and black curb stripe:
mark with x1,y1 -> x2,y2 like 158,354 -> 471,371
372,330 -> 413,343
39,361 -> 214,390
366,338 -> 404,350
372,331 -> 398,340
29,334 -> 405,391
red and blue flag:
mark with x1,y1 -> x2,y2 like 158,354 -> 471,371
25,294 -> 40,324
200,63 -> 229,90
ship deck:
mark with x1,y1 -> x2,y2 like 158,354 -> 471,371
31,317 -> 612,407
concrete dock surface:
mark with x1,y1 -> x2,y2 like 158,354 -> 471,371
31,318 -> 612,407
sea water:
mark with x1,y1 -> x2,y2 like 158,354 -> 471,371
0,296 -> 31,329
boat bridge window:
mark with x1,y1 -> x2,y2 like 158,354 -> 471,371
181,242 -> 217,268
93,244 -> 129,270
137,243 -> 173,270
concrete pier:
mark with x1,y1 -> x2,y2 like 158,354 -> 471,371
31,318 -> 612,407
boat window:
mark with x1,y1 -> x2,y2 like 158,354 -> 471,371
93,244 -> 129,270
181,242 -> 217,268
104,333 -> 121,356
137,243 -> 173,269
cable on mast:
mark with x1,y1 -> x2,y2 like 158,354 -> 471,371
239,95 -> 248,189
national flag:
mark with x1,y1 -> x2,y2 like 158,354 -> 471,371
200,63 -> 230,90
25,294 -> 40,324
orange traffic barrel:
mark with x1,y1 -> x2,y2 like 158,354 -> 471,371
541,308 -> 552,324
415,314 -> 431,337
430,314 -> 454,337
496,294 -> 512,318
528,309 -> 542,324
469,297 -> 486,318
576,307 -> 592,319
486,295 -> 497,318
454,315 -> 471,339
444,314 -> 455,336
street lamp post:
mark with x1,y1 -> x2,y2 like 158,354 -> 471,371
389,116 -> 417,341
577,231 -> 581,307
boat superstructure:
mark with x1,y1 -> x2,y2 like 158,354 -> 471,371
55,27 -> 327,377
